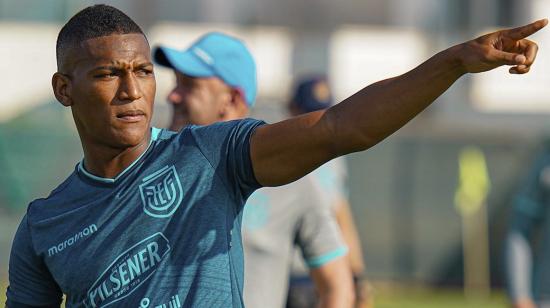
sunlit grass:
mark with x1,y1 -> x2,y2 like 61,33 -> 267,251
372,284 -> 507,308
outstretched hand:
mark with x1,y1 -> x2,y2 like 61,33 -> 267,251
459,18 -> 548,74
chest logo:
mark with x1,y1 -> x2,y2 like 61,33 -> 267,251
139,165 -> 183,218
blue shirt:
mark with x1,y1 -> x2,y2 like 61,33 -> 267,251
6,119 -> 264,307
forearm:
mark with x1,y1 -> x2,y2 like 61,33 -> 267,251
318,287 -> 355,308
326,45 -> 465,156
334,199 -> 365,274
506,230 -> 534,303
311,257 -> 355,308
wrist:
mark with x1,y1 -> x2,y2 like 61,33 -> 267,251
442,43 -> 470,77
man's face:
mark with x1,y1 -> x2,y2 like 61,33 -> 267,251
66,33 -> 155,148
167,72 -> 232,130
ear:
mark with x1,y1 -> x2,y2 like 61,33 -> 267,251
229,88 -> 249,115
219,88 -> 249,120
52,72 -> 73,107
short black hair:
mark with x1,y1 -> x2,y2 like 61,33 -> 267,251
56,4 -> 145,71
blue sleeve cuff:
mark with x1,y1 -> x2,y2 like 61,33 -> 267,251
305,246 -> 348,269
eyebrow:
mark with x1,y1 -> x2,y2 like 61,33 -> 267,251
135,62 -> 154,68
92,66 -> 119,71
92,62 -> 153,71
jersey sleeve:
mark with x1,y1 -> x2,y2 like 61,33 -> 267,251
295,178 -> 348,269
512,147 -> 550,222
6,214 -> 63,307
188,118 -> 266,209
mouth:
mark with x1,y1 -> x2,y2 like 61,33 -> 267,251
116,110 -> 146,123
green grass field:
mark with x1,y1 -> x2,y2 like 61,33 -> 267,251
1,277 -> 507,307
1,279 -> 7,304
373,286 -> 507,308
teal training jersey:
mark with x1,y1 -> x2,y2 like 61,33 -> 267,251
6,119 -> 264,308
508,143 -> 550,303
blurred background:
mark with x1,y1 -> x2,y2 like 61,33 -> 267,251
1,0 -> 549,307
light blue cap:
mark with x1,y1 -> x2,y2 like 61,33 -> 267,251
154,32 -> 257,106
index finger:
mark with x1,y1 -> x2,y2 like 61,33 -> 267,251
502,18 -> 548,40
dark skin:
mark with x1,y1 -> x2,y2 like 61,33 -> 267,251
52,33 -> 156,178
251,19 -> 548,186
52,20 -> 546,185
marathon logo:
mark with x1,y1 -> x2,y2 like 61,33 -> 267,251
48,224 -> 97,257
83,233 -> 171,308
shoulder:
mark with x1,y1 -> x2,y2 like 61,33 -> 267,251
152,119 -> 264,150
317,157 -> 347,178
154,127 -> 178,141
26,169 -> 80,224
292,175 -> 320,192
183,119 -> 266,168
287,175 -> 332,211
187,118 -> 266,139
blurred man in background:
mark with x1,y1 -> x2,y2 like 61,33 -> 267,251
285,76 -> 371,308
506,141 -> 550,308
154,32 -> 355,308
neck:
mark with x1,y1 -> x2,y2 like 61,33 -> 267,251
169,116 -> 188,131
224,105 -> 249,121
81,130 -> 152,179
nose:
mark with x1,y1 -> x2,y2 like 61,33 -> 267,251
119,73 -> 142,101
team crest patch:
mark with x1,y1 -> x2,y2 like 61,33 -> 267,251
139,165 -> 183,218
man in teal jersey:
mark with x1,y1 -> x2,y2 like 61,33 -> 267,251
6,3 -> 547,307
506,141 -> 550,308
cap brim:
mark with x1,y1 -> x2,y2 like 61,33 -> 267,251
154,46 -> 215,78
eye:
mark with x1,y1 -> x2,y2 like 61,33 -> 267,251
94,72 -> 117,79
136,68 -> 154,77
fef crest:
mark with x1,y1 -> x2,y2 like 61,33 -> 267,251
139,165 -> 183,218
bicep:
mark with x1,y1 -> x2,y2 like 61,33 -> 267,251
250,110 -> 336,186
